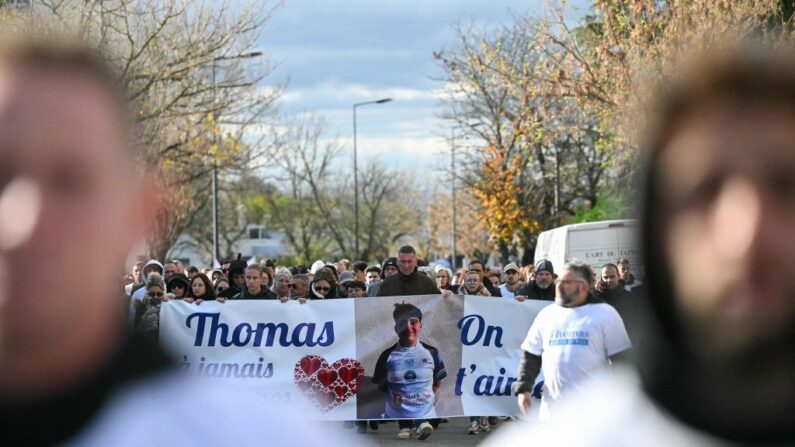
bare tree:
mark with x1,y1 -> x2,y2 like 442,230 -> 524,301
261,115 -> 426,263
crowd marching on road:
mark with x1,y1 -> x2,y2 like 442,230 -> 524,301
1,28 -> 794,447
123,244 -> 646,440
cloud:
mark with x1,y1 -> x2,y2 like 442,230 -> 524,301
280,82 -> 435,105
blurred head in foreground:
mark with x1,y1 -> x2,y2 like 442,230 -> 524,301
0,37 -> 154,399
0,34 -> 355,447
640,43 -> 795,442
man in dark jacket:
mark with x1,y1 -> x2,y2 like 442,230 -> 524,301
377,246 -> 440,297
617,258 -> 643,292
595,264 -> 632,303
233,265 -> 278,300
514,259 -> 556,302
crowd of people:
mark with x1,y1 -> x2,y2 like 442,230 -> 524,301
122,247 -> 646,439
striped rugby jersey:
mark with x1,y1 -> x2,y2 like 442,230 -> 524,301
373,342 -> 447,418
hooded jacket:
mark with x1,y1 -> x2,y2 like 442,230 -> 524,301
219,259 -> 247,299
134,293 -> 163,342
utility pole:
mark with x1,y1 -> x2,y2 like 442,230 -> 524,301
352,98 -> 392,258
451,129 -> 457,272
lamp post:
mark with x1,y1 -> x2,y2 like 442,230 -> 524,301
450,124 -> 481,271
211,51 -> 262,264
451,129 -> 457,272
352,98 -> 392,258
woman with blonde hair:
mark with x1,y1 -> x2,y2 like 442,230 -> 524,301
434,265 -> 459,293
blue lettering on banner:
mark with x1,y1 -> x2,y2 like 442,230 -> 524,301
457,314 -> 504,347
454,364 -> 517,397
185,312 -> 335,348
186,355 -> 274,379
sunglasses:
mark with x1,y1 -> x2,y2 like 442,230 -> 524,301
216,287 -> 227,292
315,286 -> 330,292
288,284 -> 298,289
150,292 -> 164,297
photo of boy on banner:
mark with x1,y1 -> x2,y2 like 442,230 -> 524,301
372,302 -> 447,419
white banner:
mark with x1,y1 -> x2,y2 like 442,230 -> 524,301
159,295 -> 548,420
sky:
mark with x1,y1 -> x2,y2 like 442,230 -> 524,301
257,0 -> 591,182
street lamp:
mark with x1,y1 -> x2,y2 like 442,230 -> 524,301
450,123 -> 482,271
211,51 -> 263,264
352,97 -> 392,258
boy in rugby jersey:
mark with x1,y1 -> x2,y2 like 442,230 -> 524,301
373,302 -> 447,440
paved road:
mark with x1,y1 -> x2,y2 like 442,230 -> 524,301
338,417 -> 515,446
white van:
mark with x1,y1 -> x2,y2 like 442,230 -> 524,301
533,219 -> 641,272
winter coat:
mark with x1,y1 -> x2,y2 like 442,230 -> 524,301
376,270 -> 440,297
307,283 -> 340,300
232,286 -> 278,300
128,260 -> 164,322
515,280 -> 556,301
134,295 -> 162,342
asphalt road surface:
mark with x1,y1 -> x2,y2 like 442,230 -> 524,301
338,417 -> 517,446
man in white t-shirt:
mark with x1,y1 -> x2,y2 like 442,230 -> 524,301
515,261 -> 631,421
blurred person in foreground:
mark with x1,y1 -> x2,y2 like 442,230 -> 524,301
489,44 -> 795,445
0,37 -> 351,446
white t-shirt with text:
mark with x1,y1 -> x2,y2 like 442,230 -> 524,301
521,302 -> 631,421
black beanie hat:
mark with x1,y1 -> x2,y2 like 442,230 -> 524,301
534,259 -> 555,275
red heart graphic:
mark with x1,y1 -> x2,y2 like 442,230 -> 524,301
334,385 -> 348,398
293,355 -> 364,413
338,366 -> 357,384
317,369 -> 337,387
300,357 -> 321,376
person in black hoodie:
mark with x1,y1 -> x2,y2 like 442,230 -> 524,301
368,258 -> 397,297
308,267 -> 340,299
232,264 -> 278,300
492,44 -> 795,445
219,257 -> 247,299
